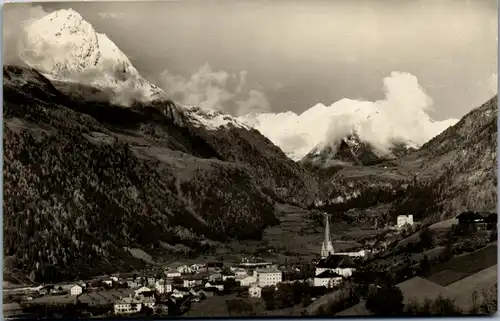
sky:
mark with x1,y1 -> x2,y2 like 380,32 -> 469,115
7,0 -> 497,121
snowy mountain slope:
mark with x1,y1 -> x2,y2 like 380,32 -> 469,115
238,72 -> 459,163
20,9 -> 165,104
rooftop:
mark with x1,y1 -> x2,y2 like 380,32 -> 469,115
316,255 -> 357,269
255,268 -> 282,274
315,270 -> 342,278
116,294 -> 155,304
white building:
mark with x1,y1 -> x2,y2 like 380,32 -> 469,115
155,280 -> 172,294
248,284 -> 262,298
397,215 -> 414,229
254,269 -> 282,287
177,265 -> 192,274
205,282 -> 224,291
114,295 -> 155,315
313,270 -> 343,288
183,275 -> 203,288
134,286 -> 152,296
70,285 -> 83,296
236,275 -> 257,287
171,289 -> 189,299
165,270 -> 181,278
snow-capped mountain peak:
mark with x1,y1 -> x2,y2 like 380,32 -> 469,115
16,8 -> 250,131
19,8 -> 165,104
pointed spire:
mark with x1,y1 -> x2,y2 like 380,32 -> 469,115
324,214 -> 331,246
321,213 -> 334,258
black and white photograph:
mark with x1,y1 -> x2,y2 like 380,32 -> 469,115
2,0 -> 498,318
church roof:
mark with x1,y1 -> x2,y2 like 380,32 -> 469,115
316,254 -> 357,269
315,270 -> 342,278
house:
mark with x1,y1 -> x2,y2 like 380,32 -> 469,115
205,281 -> 224,291
397,215 -> 414,229
208,272 -> 223,282
102,280 -> 113,287
114,294 -> 155,314
236,275 -> 257,287
165,270 -> 181,278
222,273 -> 236,281
134,286 -> 152,296
147,277 -> 156,287
457,211 -> 497,229
248,284 -> 262,298
206,262 -> 224,272
254,268 -> 283,287
70,285 -> 83,296
177,265 -> 192,274
315,255 -> 357,278
127,280 -> 139,289
155,280 -> 173,294
313,270 -> 343,288
183,275 -> 204,288
171,288 -> 189,299
233,268 -> 248,277
110,276 -> 119,283
239,258 -> 274,269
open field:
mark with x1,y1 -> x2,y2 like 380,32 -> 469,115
446,264 -> 497,312
426,244 -> 497,286
260,203 -> 381,260
185,293 -> 306,317
429,218 -> 459,230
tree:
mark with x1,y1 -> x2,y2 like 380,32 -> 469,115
365,285 -> 404,316
418,227 -> 434,251
261,286 -> 276,310
419,255 -> 431,276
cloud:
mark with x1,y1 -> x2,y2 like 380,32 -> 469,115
3,4 -> 50,66
238,72 -> 459,160
156,63 -> 271,116
98,12 -> 125,19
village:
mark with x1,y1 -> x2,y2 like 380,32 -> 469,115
3,211 -> 497,318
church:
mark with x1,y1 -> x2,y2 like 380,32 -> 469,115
315,213 -> 360,278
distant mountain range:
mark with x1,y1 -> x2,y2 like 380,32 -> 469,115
3,8 -> 496,283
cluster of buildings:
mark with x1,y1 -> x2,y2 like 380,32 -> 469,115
8,212 -> 422,318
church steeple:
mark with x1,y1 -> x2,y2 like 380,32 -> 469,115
321,213 -> 334,258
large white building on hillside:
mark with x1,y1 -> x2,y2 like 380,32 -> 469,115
397,215 -> 414,229
253,268 -> 282,287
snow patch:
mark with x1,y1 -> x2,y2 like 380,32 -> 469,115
181,104 -> 251,131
